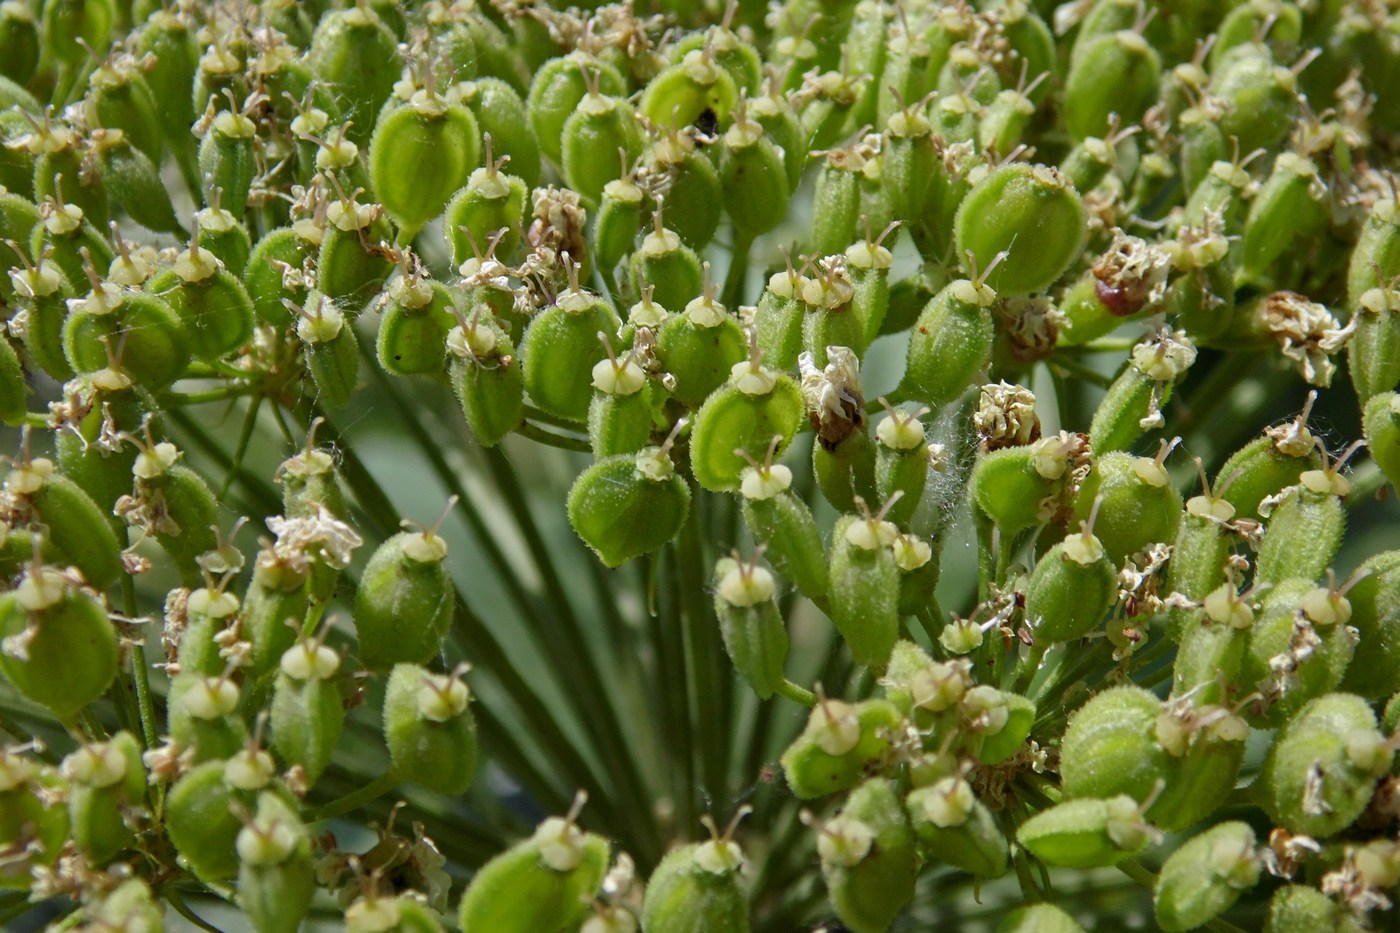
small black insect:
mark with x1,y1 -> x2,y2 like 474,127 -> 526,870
695,107 -> 719,140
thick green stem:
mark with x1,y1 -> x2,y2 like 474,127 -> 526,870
305,770 -> 400,822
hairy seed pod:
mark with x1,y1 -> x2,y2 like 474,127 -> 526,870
1241,578 -> 1356,728
568,440 -> 690,568
562,89 -> 642,211
445,155 -> 528,267
1073,450 -> 1183,566
656,272 -> 748,410
131,441 -> 220,586
1209,44 -> 1300,155
354,529 -> 453,671
176,586 -> 241,677
459,801 -> 610,933
270,639 -> 345,787
63,732 -> 144,865
1254,470 -> 1347,585
818,779 -> 916,933
522,278 -> 619,423
527,51 -> 625,167
166,751 -> 289,883
1214,410 -> 1323,521
245,226 -> 317,327
719,104 -> 790,238
13,460 -> 121,590
995,904 -> 1087,933
1240,152 -> 1327,287
901,277 -> 996,408
308,5 -> 401,145
383,663 -> 478,795
630,207 -> 704,312
63,281 -> 188,392
237,792 -> 316,933
739,457 -> 829,602
454,77 -> 540,190
371,94 -> 481,240
449,313 -> 524,447
1349,278 -> 1400,405
0,750 -> 69,888
713,557 -> 788,700
317,190 -> 396,303
167,672 -> 247,763
828,512 -> 900,669
1017,795 -> 1157,869
954,163 -> 1086,296
781,698 -> 900,800
1065,31 -> 1160,141
1154,822 -> 1261,932
907,777 -> 1009,878
1256,692 -> 1392,837
1024,521 -> 1117,643
376,274 -> 456,378
690,353 -> 803,492
752,261 -> 806,371
0,567 -> 117,721
148,238 -> 254,361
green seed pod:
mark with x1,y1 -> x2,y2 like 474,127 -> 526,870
1089,331 -> 1195,454
966,686 -> 1036,765
691,343 -> 803,492
293,292 -> 360,411
978,85 -> 1038,158
195,106 -> 256,221
592,174 -> 644,276
1154,822 -> 1261,932
454,77 -> 540,191
190,203 -> 250,276
354,527 -> 454,671
62,732 -> 144,865
657,269 -> 748,410
1177,107 -> 1229,197
810,147 -> 863,258
166,748 -> 287,883
801,258 -> 863,367
713,556 -> 788,700
0,111 -> 36,197
1179,160 -> 1254,242
567,436 -> 691,568
1239,152 -> 1328,287
270,638 -> 345,787
562,84 -> 642,210
718,98 -> 790,238
91,131 -> 181,238
669,18 -> 762,98
308,5 -> 401,145
749,83 -> 807,193
1017,795 -> 1159,869
526,51 -> 625,167
316,188 -> 396,303
63,274 -> 188,392
175,585 -> 242,677
907,776 -> 1009,878
148,235 -> 255,361
738,451 -> 829,602
301,120 -> 370,194
901,275 -> 996,408
0,2 -> 39,86
0,567 -> 117,720
383,662 -> 478,795
813,779 -> 916,933
0,335 -> 25,426
1214,400 -> 1324,521
376,267 -> 456,378
873,407 -> 929,526
130,440 -> 220,586
245,225 -> 317,327
1265,885 -> 1349,933
781,697 -> 899,800
1059,686 -> 1172,804
1163,470 -> 1237,638
41,0 -> 114,68
954,163 -> 1086,296
630,204 -> 704,312
33,138 -> 108,231
10,458 -> 122,590
587,333 -> 656,459
1210,44 -> 1301,155
828,510 -> 900,669
0,749 -> 69,888
881,104 -> 936,226
86,54 -> 161,164
752,256 -> 806,371
459,798 -> 610,933
522,271 -> 619,423
1338,550 -> 1400,697
241,553 -> 310,681
167,672 -> 247,763
1256,692 -> 1392,837
1254,464 -> 1349,585
1064,30 -> 1161,141
53,377 -> 146,512
371,93 -> 481,240
971,431 -> 1082,535
448,310 -> 524,447
1349,277 -> 1400,405
444,145 -> 529,267
1024,519 -> 1117,643
237,791 -> 316,933
640,45 -> 739,133
1347,193 -> 1400,318
1241,577 -> 1356,728
644,127 -> 724,251
346,893 -> 447,933
1073,447 -> 1184,566
641,824 -> 749,933
995,904 -> 1087,933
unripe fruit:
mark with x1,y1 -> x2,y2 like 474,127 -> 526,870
954,163 -> 1086,296
739,453 -> 829,602
816,779 -> 916,933
713,557 -> 788,700
690,344 -> 803,492
1024,518 -> 1117,643
1256,693 -> 1391,837
641,819 -> 749,933
166,751 -> 287,883
907,776 -> 1008,879
448,310 -> 524,447
308,5 -> 401,145
1154,822 -> 1261,932
1073,448 -> 1183,566
828,510 -> 900,669
459,798 -> 610,933
780,698 -> 899,800
996,904 -> 1086,933
353,528 -> 454,670
370,93 -> 481,240
383,662 -> 479,795
567,436 -> 690,568
238,791 -> 316,933
63,731 -> 144,865
901,275 -> 996,408
522,272 -> 619,423
1017,795 -> 1159,869
1064,31 -> 1161,141
0,567 -> 117,721
270,638 -> 345,787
